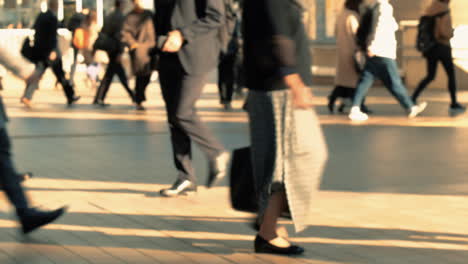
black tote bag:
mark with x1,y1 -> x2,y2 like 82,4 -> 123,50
229,147 -> 258,213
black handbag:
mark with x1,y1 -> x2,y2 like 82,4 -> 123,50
21,37 -> 36,62
93,33 -> 119,53
229,147 -> 258,213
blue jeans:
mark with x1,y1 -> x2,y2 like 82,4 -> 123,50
352,56 -> 414,110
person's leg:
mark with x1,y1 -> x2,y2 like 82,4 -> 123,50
114,61 -> 134,102
22,61 -> 46,101
0,127 -> 29,210
378,58 -> 414,110
158,59 -> 196,184
352,59 -> 376,107
439,45 -> 458,105
328,86 -> 344,113
94,56 -> 116,104
50,58 -> 75,101
134,74 -> 151,106
412,54 -> 438,103
220,53 -> 236,108
159,57 -> 225,184
258,191 -> 290,246
69,46 -> 79,85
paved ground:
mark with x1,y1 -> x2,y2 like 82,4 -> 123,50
1,69 -> 468,263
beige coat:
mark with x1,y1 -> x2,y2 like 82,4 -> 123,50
335,8 -> 360,88
424,0 -> 453,46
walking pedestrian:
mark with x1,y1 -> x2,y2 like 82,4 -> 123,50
243,0 -> 328,255
154,0 -> 231,197
328,0 -> 371,114
93,0 -> 135,106
412,0 -> 465,116
348,0 -> 427,121
0,45 -> 67,234
217,0 -> 242,111
122,0 -> 155,111
20,0 -> 80,107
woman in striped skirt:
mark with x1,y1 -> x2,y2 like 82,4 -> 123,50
243,0 -> 328,255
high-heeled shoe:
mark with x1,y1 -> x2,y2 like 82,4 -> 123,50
254,235 -> 304,255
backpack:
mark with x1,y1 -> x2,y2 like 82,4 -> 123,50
219,0 -> 239,53
355,3 -> 380,51
416,10 -> 449,55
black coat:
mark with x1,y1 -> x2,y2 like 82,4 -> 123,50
153,0 -> 225,75
33,11 -> 59,62
242,0 -> 313,91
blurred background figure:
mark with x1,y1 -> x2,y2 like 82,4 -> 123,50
20,0 -> 80,107
243,0 -> 328,256
74,10 -> 100,90
93,0 -> 135,107
328,0 -> 371,114
122,0 -> 155,111
0,45 -> 67,235
348,0 -> 427,121
67,8 -> 87,86
412,0 -> 466,116
217,0 -> 242,111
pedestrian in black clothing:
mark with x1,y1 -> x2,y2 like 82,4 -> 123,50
93,0 -> 135,106
412,0 -> 465,116
122,0 -> 155,111
0,45 -> 67,235
20,0 -> 80,107
154,0 -> 230,197
217,0 -> 242,110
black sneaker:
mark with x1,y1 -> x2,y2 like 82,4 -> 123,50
160,179 -> 197,197
449,103 -> 466,117
17,207 -> 67,234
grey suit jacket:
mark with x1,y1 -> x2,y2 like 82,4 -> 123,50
154,0 -> 225,75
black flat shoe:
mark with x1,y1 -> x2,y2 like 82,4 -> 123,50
254,235 -> 304,255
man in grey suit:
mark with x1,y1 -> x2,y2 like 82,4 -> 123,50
154,0 -> 230,197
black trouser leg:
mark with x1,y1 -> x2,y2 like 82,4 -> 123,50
218,53 -> 236,104
0,127 -> 28,210
114,62 -> 134,101
412,55 -> 438,103
439,46 -> 458,104
50,58 -> 74,100
134,75 -> 151,104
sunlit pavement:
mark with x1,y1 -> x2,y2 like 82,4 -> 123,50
0,70 -> 468,263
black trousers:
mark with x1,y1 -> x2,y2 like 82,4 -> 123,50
158,55 -> 225,182
412,44 -> 457,104
94,52 -> 134,103
0,127 -> 28,210
217,52 -> 237,104
23,57 -> 75,101
135,75 -> 151,104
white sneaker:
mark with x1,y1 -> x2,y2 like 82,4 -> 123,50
408,102 -> 427,118
348,106 -> 368,121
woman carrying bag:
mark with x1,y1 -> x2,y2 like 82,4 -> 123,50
122,0 -> 156,111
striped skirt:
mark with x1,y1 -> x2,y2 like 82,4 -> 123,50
245,89 -> 328,232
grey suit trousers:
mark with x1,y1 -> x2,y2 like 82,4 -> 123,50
158,55 -> 225,182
